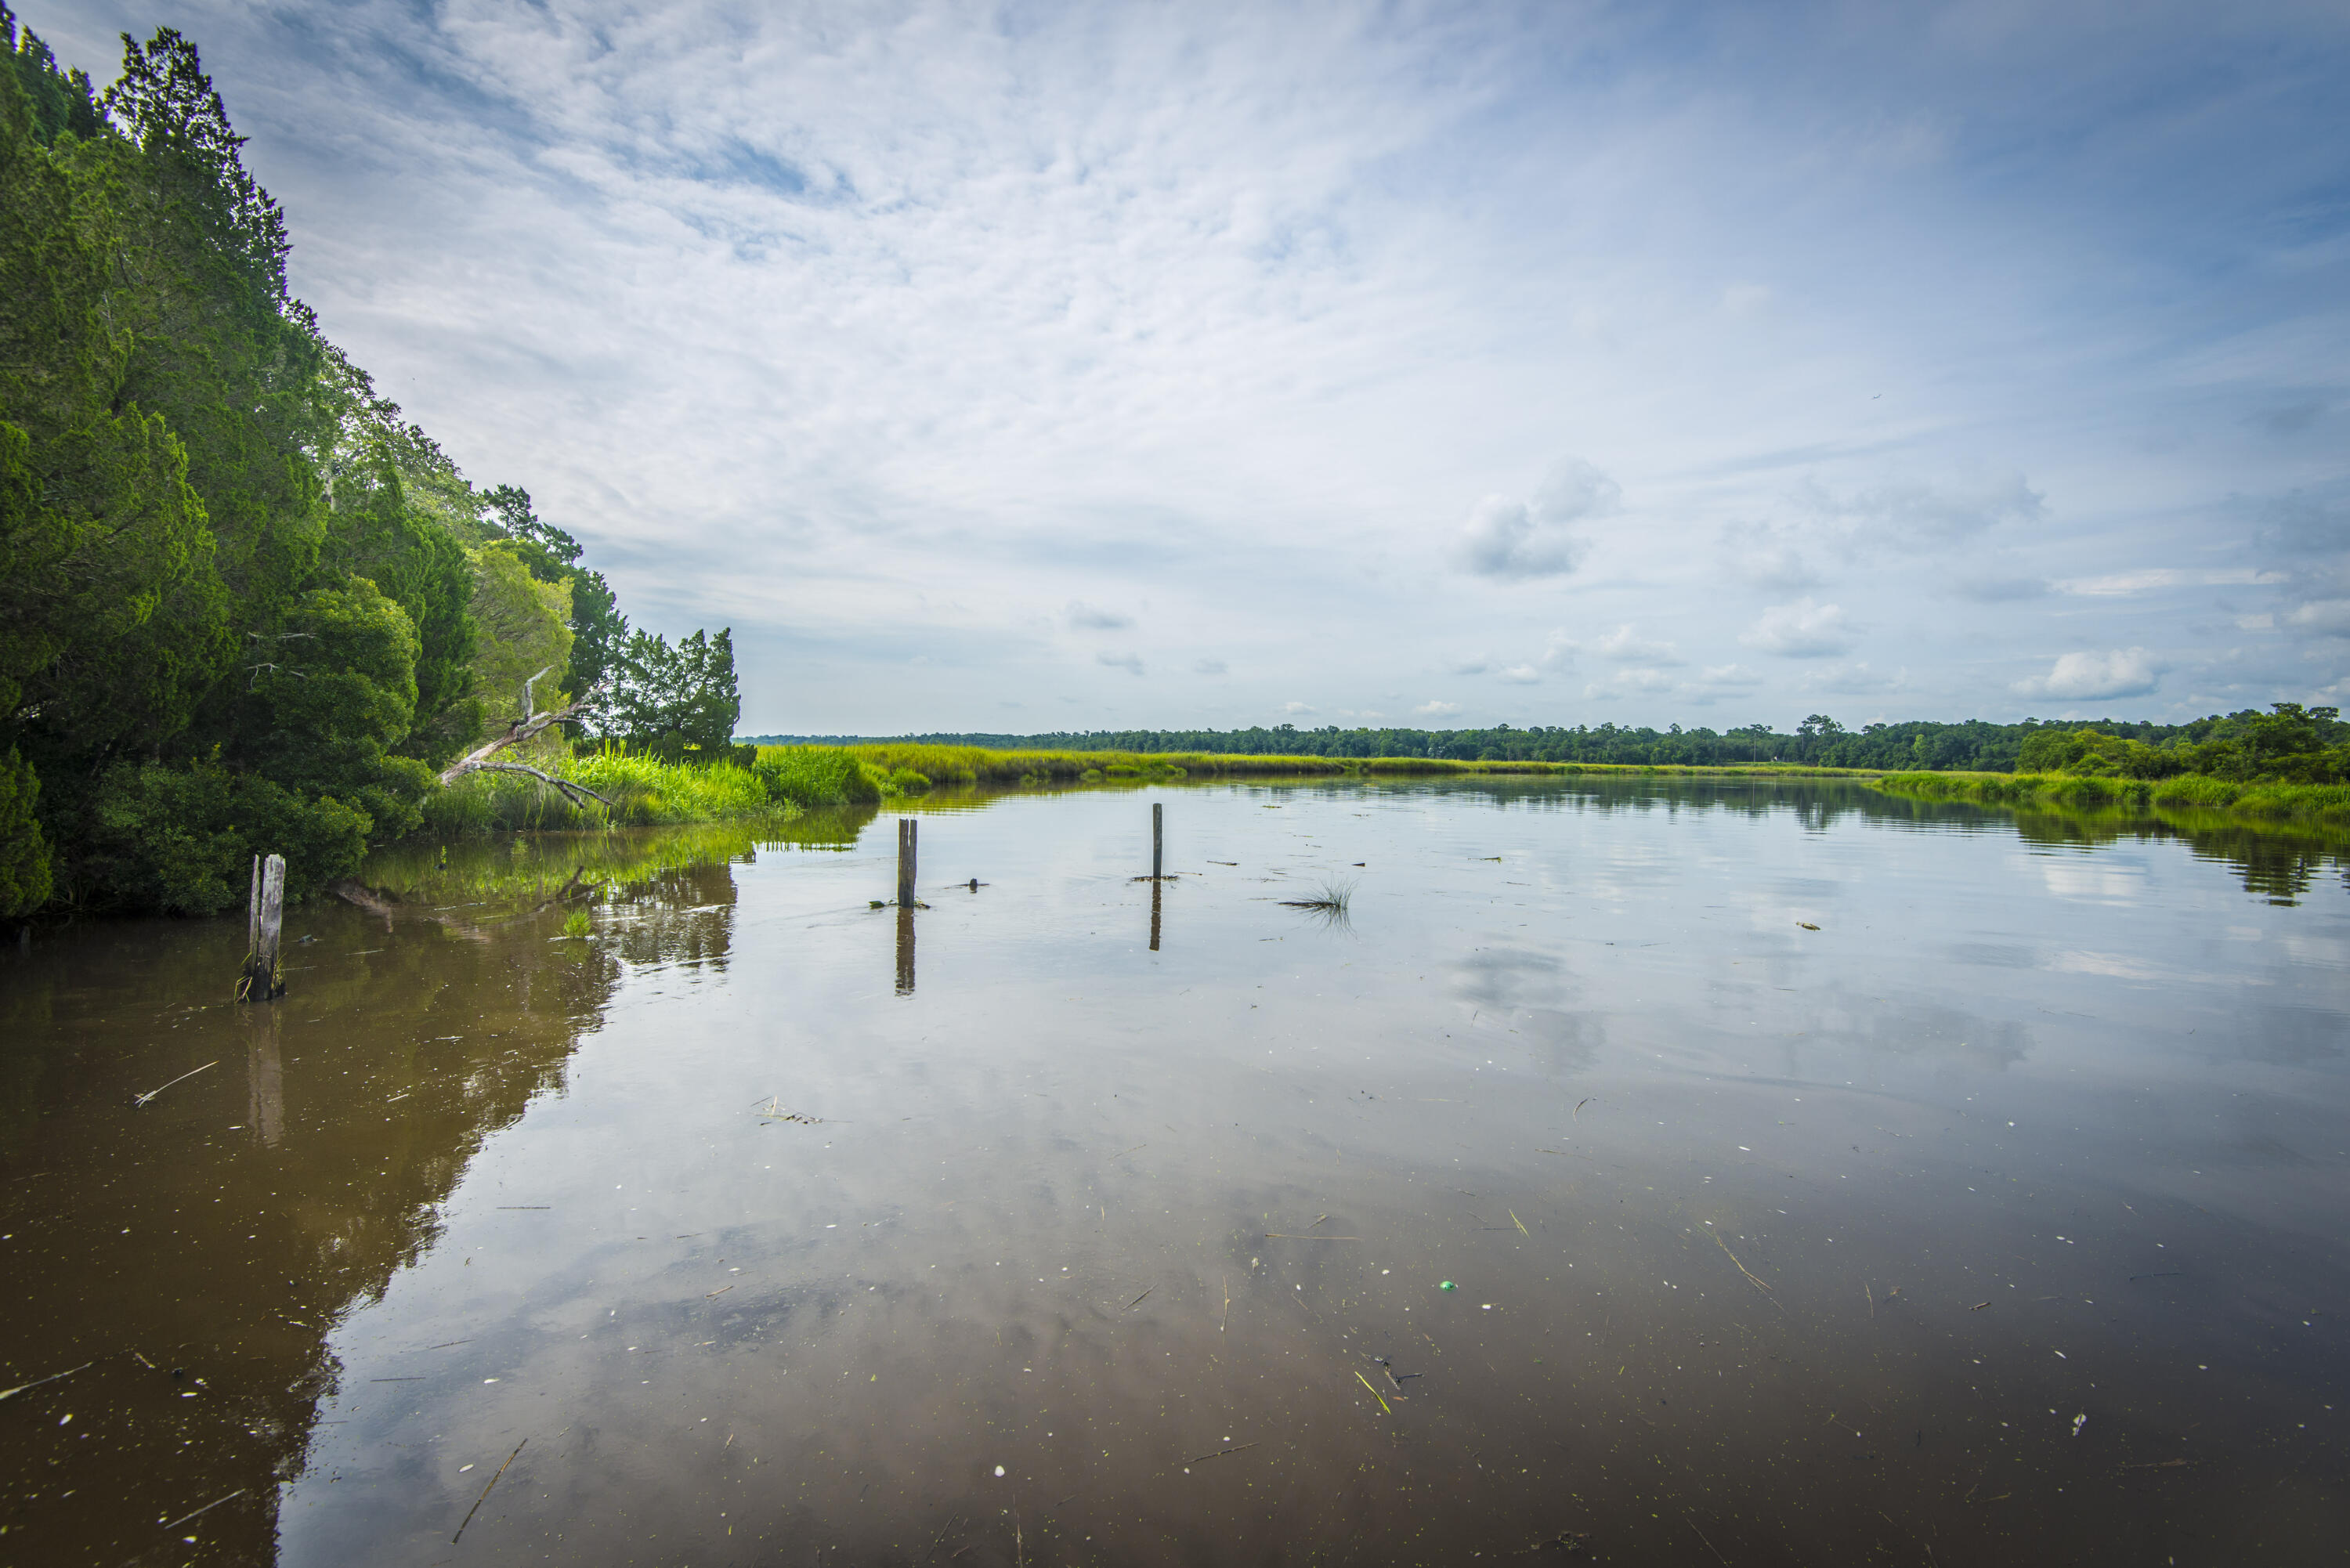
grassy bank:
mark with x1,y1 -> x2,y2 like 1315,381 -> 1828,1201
421,742 -> 1880,840
798,742 -> 1872,788
1871,770 -> 2350,829
421,746 -> 885,836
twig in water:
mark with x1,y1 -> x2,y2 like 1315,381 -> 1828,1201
451,1436 -> 527,1543
1712,1231 -> 1784,1313
1867,1282 -> 1875,1318
1353,1369 -> 1392,1415
1510,1209 -> 1530,1237
920,1515 -> 964,1562
1220,1275 -> 1230,1334
0,1360 -> 92,1404
1309,1214 -> 1330,1228
134,1061 -> 218,1108
705,1284 -> 734,1299
161,1488 -> 246,1533
1572,1098 -> 1593,1118
1185,1441 -> 1258,1463
1126,1287 -> 1153,1310
1679,1511 -> 1730,1566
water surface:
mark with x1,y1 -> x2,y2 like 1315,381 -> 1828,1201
3,779 -> 2345,1565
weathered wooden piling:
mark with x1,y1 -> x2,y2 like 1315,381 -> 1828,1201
896,818 -> 917,907
1152,801 -> 1163,880
1149,878 -> 1162,952
239,853 -> 287,1002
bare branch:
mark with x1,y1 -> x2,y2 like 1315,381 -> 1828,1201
519,665 -> 553,724
436,678 -> 605,789
460,760 -> 616,811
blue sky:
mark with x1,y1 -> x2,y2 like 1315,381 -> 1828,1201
33,0 -> 2350,733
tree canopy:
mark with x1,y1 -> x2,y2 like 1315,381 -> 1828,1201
0,9 -> 737,916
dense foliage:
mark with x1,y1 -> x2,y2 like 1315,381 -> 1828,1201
0,13 -> 738,917
756,707 -> 2348,779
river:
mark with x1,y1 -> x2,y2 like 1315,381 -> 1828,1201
2,778 -> 2343,1564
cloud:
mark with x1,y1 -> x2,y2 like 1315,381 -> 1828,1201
1950,574 -> 2049,602
1582,667 -> 1679,699
1804,660 -> 1909,695
1499,664 -> 1542,683
2286,600 -> 2350,637
1096,650 -> 1144,675
1699,663 -> 1762,686
1719,522 -> 1820,591
1191,658 -> 1228,675
1740,598 -> 1855,657
1593,625 -> 1681,666
1412,699 -> 1462,717
1452,458 -> 1621,580
1449,656 -> 1492,675
1807,475 -> 2044,553
2012,648 -> 2167,700
1066,601 -> 1133,630
1281,700 -> 1318,715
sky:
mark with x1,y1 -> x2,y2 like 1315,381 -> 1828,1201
31,0 -> 2350,735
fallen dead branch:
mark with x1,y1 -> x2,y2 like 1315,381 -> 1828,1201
0,1360 -> 92,1404
452,1436 -> 528,1544
437,669 -> 611,811
133,1062 -> 217,1108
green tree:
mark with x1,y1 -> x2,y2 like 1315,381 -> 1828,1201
606,627 -> 739,757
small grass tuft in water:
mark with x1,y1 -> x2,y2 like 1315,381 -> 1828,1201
1279,879 -> 1355,916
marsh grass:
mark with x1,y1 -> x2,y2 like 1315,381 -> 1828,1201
421,744 -> 892,837
1872,771 -> 2350,830
784,742 -> 1871,789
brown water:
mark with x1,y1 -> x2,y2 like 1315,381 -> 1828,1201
3,779 -> 2345,1566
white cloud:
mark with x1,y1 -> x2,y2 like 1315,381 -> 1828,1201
1741,598 -> 1856,658
1499,664 -> 1542,683
2056,568 -> 2277,596
1808,475 -> 2044,553
2012,648 -> 2167,701
1097,651 -> 1144,675
1192,658 -> 1229,675
2286,600 -> 2350,636
1281,700 -> 1317,715
1451,459 -> 1620,580
1412,699 -> 1462,717
1593,625 -> 1682,666
1067,601 -> 1133,630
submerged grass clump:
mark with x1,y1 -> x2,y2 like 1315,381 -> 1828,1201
1278,879 -> 1355,914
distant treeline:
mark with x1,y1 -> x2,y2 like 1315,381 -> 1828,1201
747,707 -> 2349,778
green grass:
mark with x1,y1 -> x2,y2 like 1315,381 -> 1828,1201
1871,770 -> 2350,829
767,742 -> 1872,788
422,740 -> 1880,843
421,745 -> 891,836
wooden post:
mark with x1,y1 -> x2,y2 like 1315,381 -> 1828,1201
1149,878 -> 1162,952
896,818 -> 917,908
1152,801 -> 1163,880
240,853 -> 287,1003
247,854 -> 261,957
